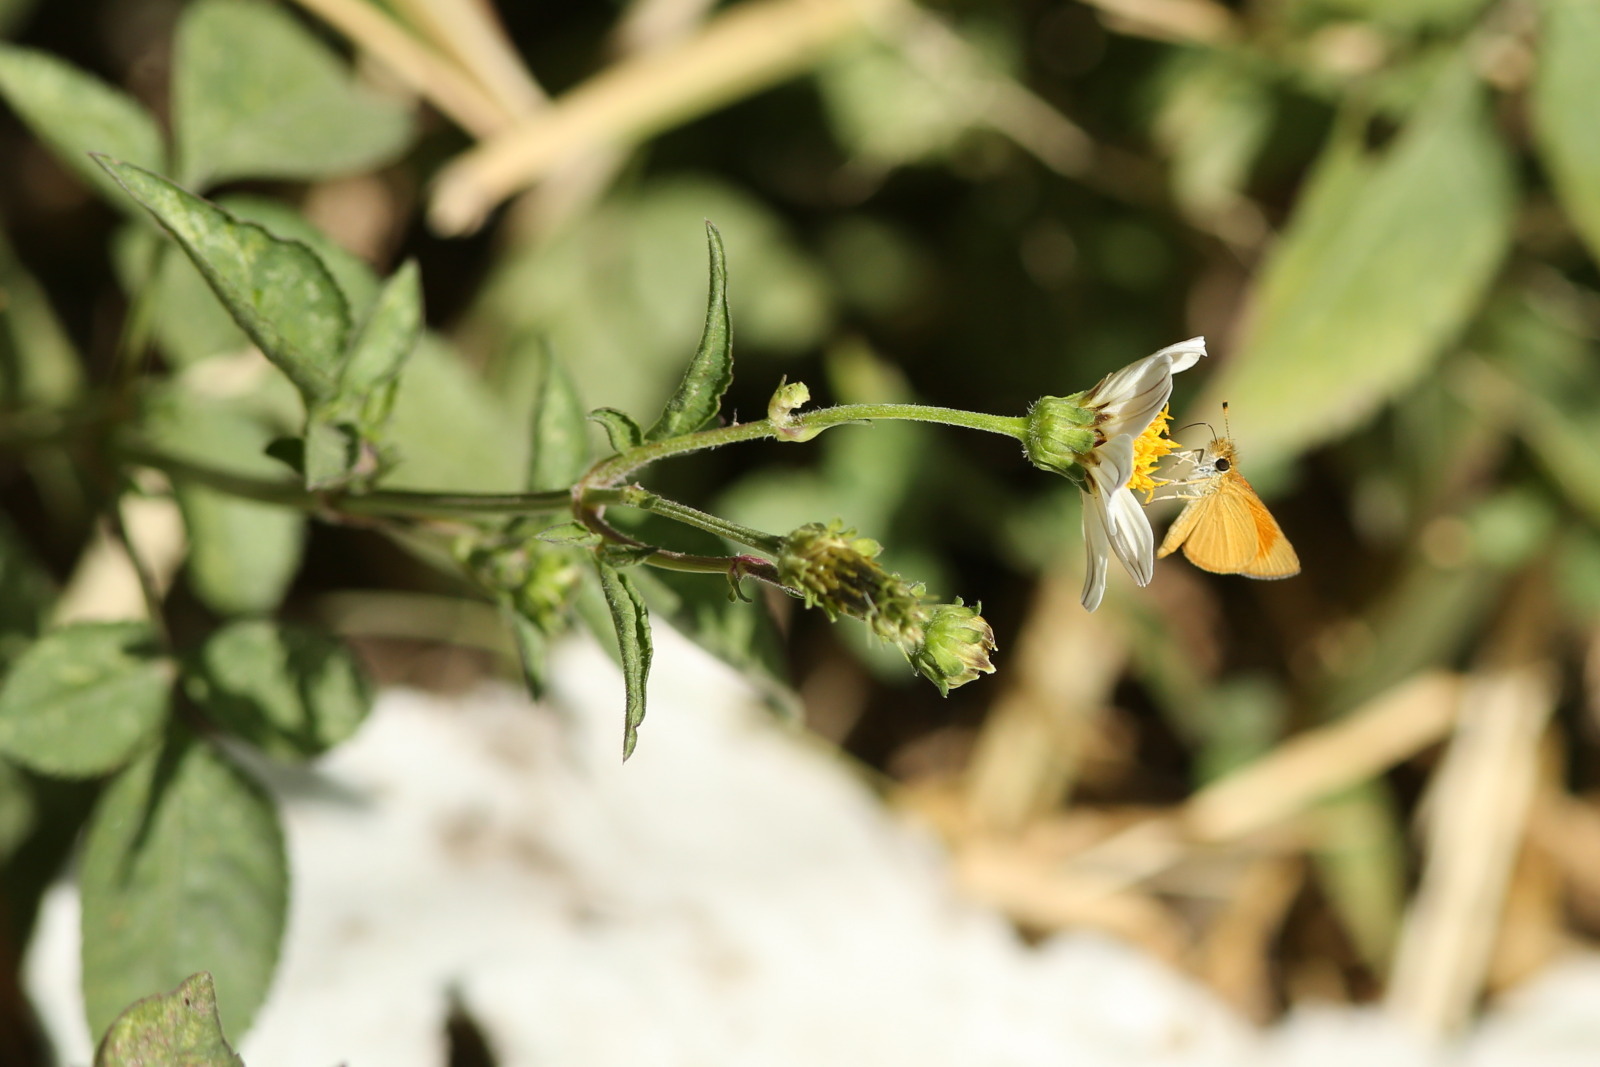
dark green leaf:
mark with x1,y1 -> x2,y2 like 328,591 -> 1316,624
595,561 -> 653,760
0,44 -> 165,208
1532,0 -> 1600,264
0,623 -> 169,778
588,407 -> 644,453
80,728 -> 286,1041
96,159 -> 351,405
341,259 -> 422,429
646,221 -> 733,441
187,620 -> 371,761
0,757 -> 35,863
0,225 -> 82,406
173,0 -> 413,188
527,341 -> 590,492
95,972 -> 244,1067
1196,62 -> 1514,462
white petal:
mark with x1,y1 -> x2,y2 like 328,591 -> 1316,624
1080,490 -> 1111,611
1105,486 -> 1155,586
1088,434 -> 1135,494
1149,336 -> 1206,375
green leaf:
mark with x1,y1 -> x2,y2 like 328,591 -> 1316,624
0,623 -> 169,778
187,620 -> 370,761
301,417 -> 361,491
173,0 -> 413,188
0,225 -> 83,406
508,611 -> 548,701
80,728 -> 286,1041
0,44 -> 166,208
95,972 -> 244,1067
0,757 -> 35,863
646,221 -> 733,441
1197,63 -> 1514,461
526,342 -> 590,492
341,259 -> 423,428
595,562 -> 653,760
380,335 -> 527,491
537,521 -> 601,547
588,407 -> 644,453
177,489 -> 305,617
97,159 -> 351,405
1532,0 -> 1600,265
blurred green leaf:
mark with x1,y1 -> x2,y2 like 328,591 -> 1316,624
173,0 -> 412,188
1312,782 -> 1406,968
81,727 -> 286,1041
0,623 -> 168,778
1154,53 -> 1274,219
588,407 -> 643,453
381,335 -> 527,491
595,561 -> 652,761
187,620 -> 371,761
526,342 -> 590,492
0,757 -> 34,863
0,226 -> 82,405
99,160 -> 351,405
816,35 -> 976,168
340,258 -> 421,427
1289,0 -> 1493,31
646,221 -> 732,442
0,43 -> 165,208
95,972 -> 243,1067
1532,0 -> 1600,266
141,383 -> 305,615
301,418 -> 360,491
0,511 -> 54,671
0,0 -> 37,35
1200,63 -> 1513,460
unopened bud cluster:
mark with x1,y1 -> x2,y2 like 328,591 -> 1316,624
777,521 -> 996,694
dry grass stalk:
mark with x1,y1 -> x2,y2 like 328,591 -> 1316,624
1193,856 -> 1303,1021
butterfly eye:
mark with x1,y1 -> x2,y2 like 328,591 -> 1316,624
1214,458 -> 1231,472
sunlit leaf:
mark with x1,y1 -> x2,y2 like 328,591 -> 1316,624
0,623 -> 169,778
646,221 -> 733,441
173,0 -> 412,188
0,44 -> 165,207
81,728 -> 286,1040
1198,63 -> 1513,461
97,160 -> 351,405
95,972 -> 243,1067
595,561 -> 652,760
1531,0 -> 1600,265
341,258 -> 422,428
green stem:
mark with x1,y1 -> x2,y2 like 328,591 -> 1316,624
586,403 -> 1028,485
587,486 -> 787,554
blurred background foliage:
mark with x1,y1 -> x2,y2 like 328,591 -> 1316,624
2,0 -> 1600,1055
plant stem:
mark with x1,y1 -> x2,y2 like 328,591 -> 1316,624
586,403 -> 1029,485
588,486 -> 787,554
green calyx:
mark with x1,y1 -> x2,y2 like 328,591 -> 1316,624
1022,393 -> 1097,477
909,599 -> 998,696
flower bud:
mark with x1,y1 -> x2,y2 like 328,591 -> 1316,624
909,600 -> 997,696
777,521 -> 927,649
769,378 -> 820,441
1022,393 -> 1097,479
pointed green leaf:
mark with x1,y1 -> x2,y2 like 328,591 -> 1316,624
1532,0 -> 1600,265
595,561 -> 653,760
186,620 -> 371,761
173,0 -> 413,188
527,342 -> 591,492
588,407 -> 644,453
96,159 -> 351,405
0,44 -> 165,208
80,729 -> 287,1041
537,521 -> 601,547
1197,63 -> 1514,461
341,259 -> 422,429
0,623 -> 170,778
646,221 -> 733,441
95,972 -> 244,1067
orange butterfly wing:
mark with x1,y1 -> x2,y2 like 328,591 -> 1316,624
1238,479 -> 1300,578
1157,480 -> 1260,573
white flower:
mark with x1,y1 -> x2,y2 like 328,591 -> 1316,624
1079,337 -> 1206,611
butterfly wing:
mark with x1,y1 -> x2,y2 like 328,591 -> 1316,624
1157,482 -> 1260,573
1239,480 -> 1300,578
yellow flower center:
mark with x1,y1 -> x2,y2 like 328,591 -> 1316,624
1128,406 -> 1178,502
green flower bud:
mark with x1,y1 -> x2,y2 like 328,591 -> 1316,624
1022,393 -> 1096,478
769,377 -> 820,441
910,599 -> 997,696
777,521 -> 927,649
